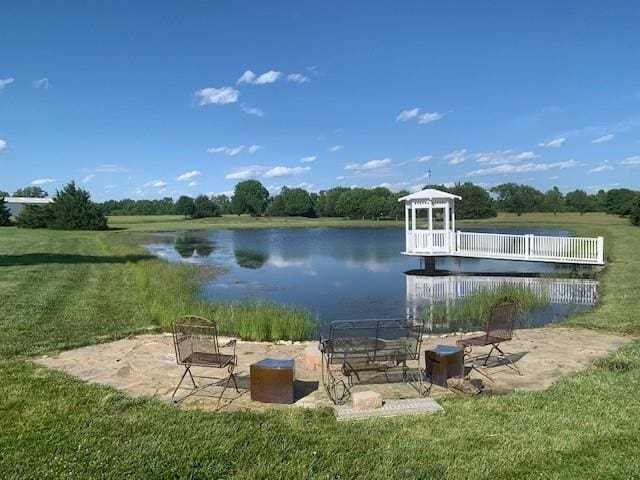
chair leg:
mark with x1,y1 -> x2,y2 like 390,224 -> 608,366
492,344 -> 522,375
171,365 -> 192,404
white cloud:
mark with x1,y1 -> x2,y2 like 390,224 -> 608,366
336,176 -> 345,180
377,181 -> 409,192
144,179 -> 168,188
207,145 -> 245,156
176,170 -> 201,181
31,178 -> 55,185
263,166 -> 310,178
396,107 -> 444,124
444,149 -> 467,165
344,158 -> 392,174
300,155 -> 317,163
248,144 -> 262,154
238,69 -> 282,86
32,77 -> 49,89
418,112 -> 444,124
241,104 -> 264,117
396,108 -> 420,122
237,70 -> 257,85
467,160 -> 579,177
0,139 -> 7,152
82,174 -> 95,183
287,73 -> 309,83
188,181 -> 197,187
195,86 -> 239,105
329,145 -> 343,152
538,137 -> 566,148
621,155 -> 640,167
225,166 -> 263,180
591,134 -> 614,144
587,164 -> 613,173
473,150 -> 539,165
416,155 -> 432,163
0,77 -> 14,90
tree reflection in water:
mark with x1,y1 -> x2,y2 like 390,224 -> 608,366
234,249 -> 268,269
174,233 -> 215,258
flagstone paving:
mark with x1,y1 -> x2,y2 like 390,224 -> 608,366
34,327 -> 631,413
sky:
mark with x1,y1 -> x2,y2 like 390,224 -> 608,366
1,1 -> 639,200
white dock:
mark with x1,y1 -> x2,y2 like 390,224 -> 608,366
400,189 -> 604,265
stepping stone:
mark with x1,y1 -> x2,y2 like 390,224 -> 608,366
334,397 -> 443,421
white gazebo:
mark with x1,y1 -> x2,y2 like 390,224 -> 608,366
399,188 -> 461,255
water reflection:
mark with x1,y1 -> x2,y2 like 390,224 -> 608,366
174,232 -> 215,258
143,228 -> 598,330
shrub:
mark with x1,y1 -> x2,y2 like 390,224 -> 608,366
0,197 -> 11,226
16,204 -> 55,228
630,196 -> 640,226
47,181 -> 108,230
193,195 -> 219,219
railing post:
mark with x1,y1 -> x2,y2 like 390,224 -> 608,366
597,236 -> 604,264
525,234 -> 531,260
456,231 -> 460,253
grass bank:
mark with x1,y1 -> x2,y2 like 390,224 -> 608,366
1,212 -> 639,478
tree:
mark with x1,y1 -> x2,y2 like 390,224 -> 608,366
0,190 -> 9,198
175,196 -> 196,218
48,181 -> 107,230
491,183 -> 544,215
565,189 -> 591,215
0,197 -> 11,226
212,195 -> 232,215
441,182 -> 497,219
232,180 -> 269,216
316,187 -> 350,217
335,188 -> 370,219
265,194 -> 287,217
630,196 -> 640,226
543,186 -> 565,215
13,186 -> 48,198
604,188 -> 637,216
364,195 -> 387,220
16,204 -> 55,228
192,195 -> 219,218
280,187 -> 315,217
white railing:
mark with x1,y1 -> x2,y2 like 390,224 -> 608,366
406,275 -> 598,305
403,230 -> 604,265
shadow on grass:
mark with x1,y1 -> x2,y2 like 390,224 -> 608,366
0,253 -> 154,266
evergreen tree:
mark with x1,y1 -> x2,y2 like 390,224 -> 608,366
48,181 -> 108,230
0,197 -> 12,226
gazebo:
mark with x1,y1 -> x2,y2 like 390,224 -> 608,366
398,188 -> 461,256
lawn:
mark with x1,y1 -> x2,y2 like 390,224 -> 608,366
1,213 -> 639,479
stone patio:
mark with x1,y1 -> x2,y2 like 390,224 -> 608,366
34,327 -> 631,412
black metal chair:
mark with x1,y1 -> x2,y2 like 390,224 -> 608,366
456,296 -> 522,375
171,315 -> 239,406
320,319 -> 428,404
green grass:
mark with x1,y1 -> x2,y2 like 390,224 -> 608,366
1,212 -> 640,478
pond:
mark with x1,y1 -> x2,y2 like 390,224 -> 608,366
143,227 -> 598,333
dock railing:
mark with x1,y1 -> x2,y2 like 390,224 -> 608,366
405,230 -> 604,265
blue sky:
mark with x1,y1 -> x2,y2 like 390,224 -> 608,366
1,1 -> 639,200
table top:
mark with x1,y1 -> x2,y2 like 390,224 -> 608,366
251,358 -> 295,369
427,344 -> 463,355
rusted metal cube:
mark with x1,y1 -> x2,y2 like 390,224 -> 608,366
250,358 -> 295,404
425,345 -> 464,387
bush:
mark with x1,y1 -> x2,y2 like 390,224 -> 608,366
47,182 -> 107,230
16,204 -> 55,228
630,196 -> 640,226
192,195 -> 219,219
0,197 -> 11,226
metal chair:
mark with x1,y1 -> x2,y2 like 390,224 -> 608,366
171,315 -> 239,406
456,296 -> 522,376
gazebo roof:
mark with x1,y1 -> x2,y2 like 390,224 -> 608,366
398,188 -> 461,203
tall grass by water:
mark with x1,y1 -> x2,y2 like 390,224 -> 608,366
131,253 -> 318,341
430,283 -> 549,329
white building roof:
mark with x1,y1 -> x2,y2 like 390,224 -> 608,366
4,197 -> 54,204
398,188 -> 461,202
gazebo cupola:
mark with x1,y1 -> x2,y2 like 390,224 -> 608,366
398,188 -> 461,255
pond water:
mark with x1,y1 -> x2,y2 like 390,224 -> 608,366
143,227 -> 598,333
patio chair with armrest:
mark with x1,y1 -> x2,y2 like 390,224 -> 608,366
456,296 -> 522,375
171,315 -> 239,406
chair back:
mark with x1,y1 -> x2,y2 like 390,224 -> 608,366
172,315 -> 220,365
324,319 -> 423,363
484,297 -> 520,342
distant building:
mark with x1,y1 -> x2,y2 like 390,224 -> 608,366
2,197 -> 54,216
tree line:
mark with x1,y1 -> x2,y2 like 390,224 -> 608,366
2,179 -> 640,228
